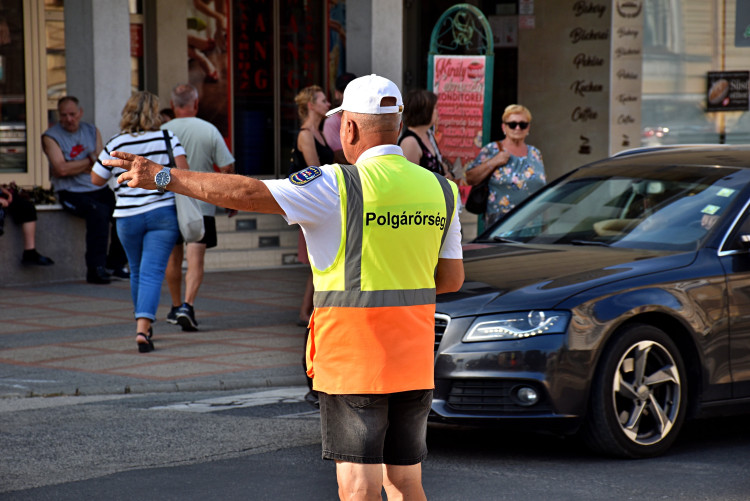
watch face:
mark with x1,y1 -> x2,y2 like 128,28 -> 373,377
155,170 -> 170,188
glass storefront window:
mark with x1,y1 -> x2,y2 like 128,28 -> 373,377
641,0 -> 750,147
232,0 -> 326,177
0,0 -> 28,173
641,0 -> 721,147
279,0 -> 326,175
232,0 -> 275,176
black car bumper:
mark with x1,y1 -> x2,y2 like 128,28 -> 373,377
431,326 -> 591,427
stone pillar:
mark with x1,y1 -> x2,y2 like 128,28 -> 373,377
64,0 -> 131,140
371,0 -> 404,89
518,0 -> 610,180
346,0 -> 372,78
518,0 -> 644,180
147,0 -> 188,109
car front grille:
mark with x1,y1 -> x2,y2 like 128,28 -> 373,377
434,313 -> 450,352
446,380 -> 551,414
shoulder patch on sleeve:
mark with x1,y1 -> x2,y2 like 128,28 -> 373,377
289,166 -> 323,186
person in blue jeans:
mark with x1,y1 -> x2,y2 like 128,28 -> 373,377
92,91 -> 188,352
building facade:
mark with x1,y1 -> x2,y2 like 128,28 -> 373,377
1,0 -> 747,189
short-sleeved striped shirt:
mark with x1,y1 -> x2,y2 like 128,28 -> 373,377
94,130 -> 186,218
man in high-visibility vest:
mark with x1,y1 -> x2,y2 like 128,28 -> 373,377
106,74 -> 465,501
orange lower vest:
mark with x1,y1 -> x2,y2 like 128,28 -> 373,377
306,156 -> 457,394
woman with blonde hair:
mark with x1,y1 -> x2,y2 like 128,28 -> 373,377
465,104 -> 546,227
292,85 -> 334,174
292,85 -> 333,327
92,91 -> 189,353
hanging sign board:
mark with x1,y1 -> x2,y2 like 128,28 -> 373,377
706,71 -> 749,112
427,4 -> 494,193
432,55 -> 487,171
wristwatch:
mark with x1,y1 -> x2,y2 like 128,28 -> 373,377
154,167 -> 172,193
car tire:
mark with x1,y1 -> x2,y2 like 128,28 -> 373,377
582,323 -> 687,458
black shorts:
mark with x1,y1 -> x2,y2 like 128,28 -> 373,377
319,389 -> 433,465
6,196 -> 37,225
175,216 -> 217,248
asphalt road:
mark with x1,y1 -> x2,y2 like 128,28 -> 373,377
2,386 -> 750,500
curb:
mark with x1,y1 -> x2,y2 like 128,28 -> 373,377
0,374 -> 308,399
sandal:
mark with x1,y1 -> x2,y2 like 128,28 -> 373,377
137,332 -> 154,353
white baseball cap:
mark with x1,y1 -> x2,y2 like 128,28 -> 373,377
326,74 -> 404,117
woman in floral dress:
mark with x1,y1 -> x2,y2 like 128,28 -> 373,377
465,104 -> 546,227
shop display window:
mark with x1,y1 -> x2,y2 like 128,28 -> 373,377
0,0 -> 27,173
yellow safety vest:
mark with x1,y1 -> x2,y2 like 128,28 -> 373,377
306,154 -> 457,394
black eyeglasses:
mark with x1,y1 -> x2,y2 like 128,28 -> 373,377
504,121 -> 529,130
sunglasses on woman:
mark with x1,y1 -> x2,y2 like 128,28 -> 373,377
504,121 -> 529,130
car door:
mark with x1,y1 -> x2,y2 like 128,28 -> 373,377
719,208 -> 750,398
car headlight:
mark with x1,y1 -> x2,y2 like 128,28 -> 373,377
463,311 -> 570,342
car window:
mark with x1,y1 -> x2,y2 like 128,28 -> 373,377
488,167 -> 745,251
722,206 -> 750,252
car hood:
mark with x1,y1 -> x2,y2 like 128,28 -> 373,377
437,243 -> 696,317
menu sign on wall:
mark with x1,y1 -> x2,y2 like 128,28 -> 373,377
706,71 -> 749,112
432,55 -> 487,175
609,0 -> 644,154
567,1 -> 610,161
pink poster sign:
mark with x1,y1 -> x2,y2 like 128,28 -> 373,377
432,55 -> 486,177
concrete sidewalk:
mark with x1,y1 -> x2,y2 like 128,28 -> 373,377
0,266 -> 310,398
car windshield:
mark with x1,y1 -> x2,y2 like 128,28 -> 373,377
486,165 -> 746,251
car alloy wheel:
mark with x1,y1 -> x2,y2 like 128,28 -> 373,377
583,324 -> 687,458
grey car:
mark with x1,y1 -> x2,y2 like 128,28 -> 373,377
432,145 -> 750,458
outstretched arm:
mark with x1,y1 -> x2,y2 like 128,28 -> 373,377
104,151 -> 284,215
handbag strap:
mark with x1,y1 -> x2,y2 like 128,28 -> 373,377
163,129 -> 176,167
477,141 -> 504,186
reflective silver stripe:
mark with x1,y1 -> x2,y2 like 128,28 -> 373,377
433,173 -> 455,250
314,288 -> 437,308
340,164 -> 363,291
319,163 -> 452,309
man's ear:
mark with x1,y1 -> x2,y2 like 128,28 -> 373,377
342,116 -> 358,144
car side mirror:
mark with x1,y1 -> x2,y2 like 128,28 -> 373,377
739,234 -> 750,250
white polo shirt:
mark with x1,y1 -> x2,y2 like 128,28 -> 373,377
264,144 -> 463,270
